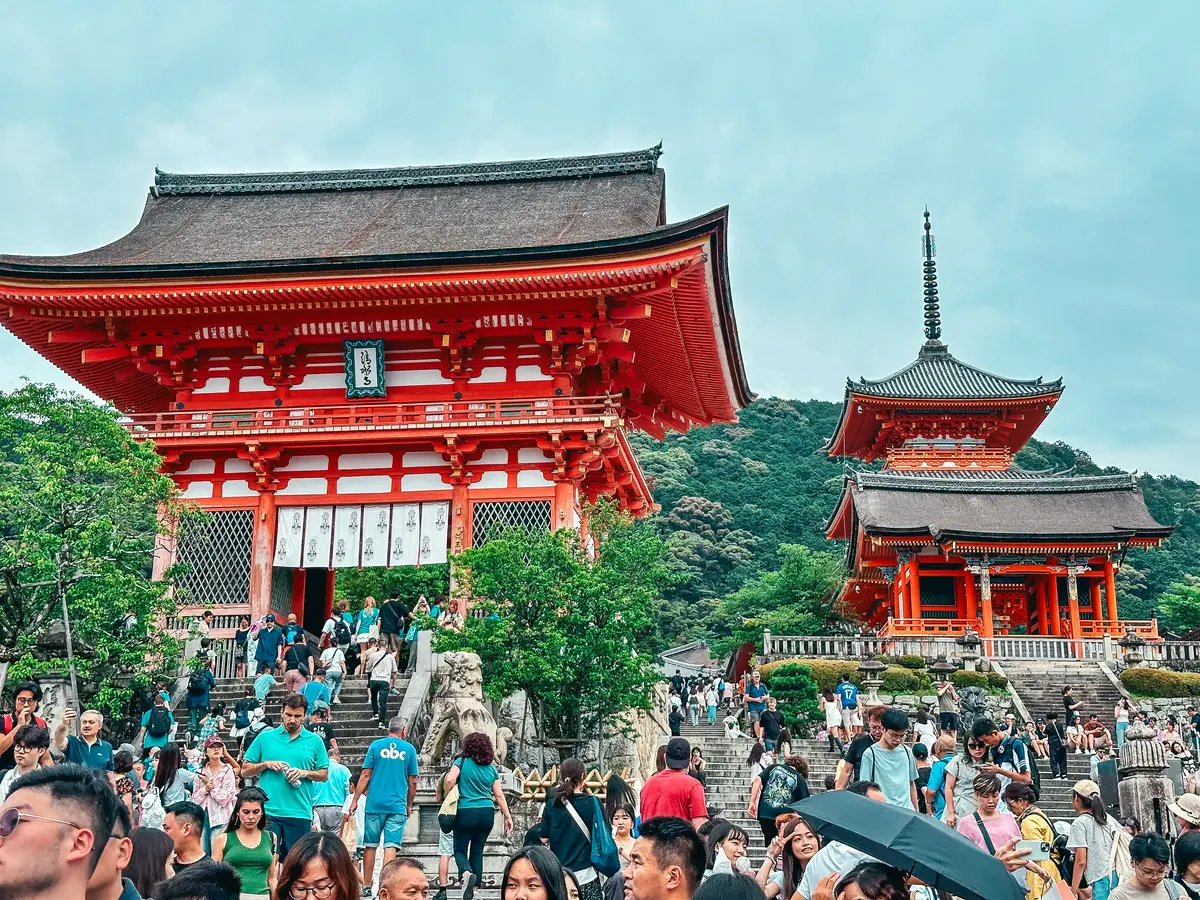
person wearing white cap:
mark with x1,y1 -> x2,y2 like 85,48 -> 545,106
1170,794 -> 1200,836
1067,779 -> 1116,900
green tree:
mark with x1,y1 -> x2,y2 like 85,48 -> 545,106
0,383 -> 182,736
707,544 -> 846,658
762,663 -> 821,736
335,564 -> 450,612
1158,576 -> 1200,633
436,502 -> 673,761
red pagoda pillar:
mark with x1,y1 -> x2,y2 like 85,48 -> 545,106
1036,580 -> 1049,636
1048,575 -> 1062,636
963,571 -> 977,622
1090,580 -> 1103,628
1104,558 -> 1119,625
909,561 -> 923,621
1066,567 -> 1084,657
248,490 -> 278,623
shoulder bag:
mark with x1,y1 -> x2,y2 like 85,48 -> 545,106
562,795 -> 621,878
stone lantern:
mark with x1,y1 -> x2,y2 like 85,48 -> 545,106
1119,628 -> 1147,668
1118,719 -> 1175,836
956,628 -> 982,672
857,657 -> 888,705
928,657 -> 957,681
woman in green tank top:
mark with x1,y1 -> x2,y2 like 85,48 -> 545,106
212,786 -> 277,900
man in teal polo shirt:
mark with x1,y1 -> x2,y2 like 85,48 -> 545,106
242,693 -> 329,857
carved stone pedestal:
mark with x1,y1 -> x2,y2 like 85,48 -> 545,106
1118,721 -> 1176,836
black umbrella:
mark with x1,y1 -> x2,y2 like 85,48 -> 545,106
792,791 -> 1027,900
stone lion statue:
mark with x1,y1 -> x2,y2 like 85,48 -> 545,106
420,650 -> 512,767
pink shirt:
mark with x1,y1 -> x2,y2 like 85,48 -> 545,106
957,810 -> 1022,854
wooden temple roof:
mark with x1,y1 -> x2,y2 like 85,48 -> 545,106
0,146 -> 669,270
826,468 -> 1173,545
846,342 -> 1063,400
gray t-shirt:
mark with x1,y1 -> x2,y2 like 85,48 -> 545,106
1067,815 -> 1115,888
859,743 -> 917,810
1109,881 -> 1172,900
937,686 -> 957,713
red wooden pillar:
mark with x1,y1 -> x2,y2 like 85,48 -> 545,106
1048,575 -> 1062,636
248,490 -> 277,623
448,480 -> 473,614
1090,579 -> 1103,626
291,568 -> 308,620
1104,558 -> 1119,625
909,561 -> 923,622
1036,580 -> 1049,637
964,571 -> 977,622
954,576 -> 965,619
1066,568 -> 1083,658
552,480 -> 575,531
324,569 -> 336,621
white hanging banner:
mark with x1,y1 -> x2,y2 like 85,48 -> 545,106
419,500 -> 450,565
273,507 -> 305,568
332,505 -> 363,568
389,503 -> 421,567
360,504 -> 391,567
303,506 -> 334,568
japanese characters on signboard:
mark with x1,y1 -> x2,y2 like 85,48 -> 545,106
344,339 -> 387,398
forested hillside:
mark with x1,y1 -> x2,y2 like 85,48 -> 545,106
631,397 -> 1200,648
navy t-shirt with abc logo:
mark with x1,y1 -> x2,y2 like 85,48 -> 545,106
363,736 -> 419,815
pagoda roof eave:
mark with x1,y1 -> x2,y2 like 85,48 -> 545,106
0,205 -> 726,282
0,209 -> 752,420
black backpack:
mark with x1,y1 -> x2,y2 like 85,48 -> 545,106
146,707 -> 172,738
187,670 -> 208,695
334,619 -> 352,646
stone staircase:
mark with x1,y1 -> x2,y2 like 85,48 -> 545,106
1003,660 -> 1126,732
680,714 -> 1091,846
180,675 -> 408,770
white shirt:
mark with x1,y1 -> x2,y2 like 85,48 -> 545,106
705,689 -> 719,707
320,647 -> 345,672
797,842 -> 876,900
369,651 -> 398,681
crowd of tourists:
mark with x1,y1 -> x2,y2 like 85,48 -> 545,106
8,619 -> 1200,900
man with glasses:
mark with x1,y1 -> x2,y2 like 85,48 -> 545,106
0,723 -> 51,801
0,680 -> 48,770
835,708 -> 883,789
0,763 -> 120,900
856,708 -> 918,810
86,801 -> 137,900
1109,832 -> 1174,899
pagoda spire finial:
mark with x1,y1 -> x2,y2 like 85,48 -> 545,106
922,208 -> 942,345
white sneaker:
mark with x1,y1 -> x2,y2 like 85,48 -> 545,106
462,872 -> 477,900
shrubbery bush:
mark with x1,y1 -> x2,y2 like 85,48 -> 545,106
1120,667 -> 1188,697
765,663 -> 822,734
760,658 -> 932,695
951,671 -> 989,689
987,672 -> 1009,690
898,655 -> 927,670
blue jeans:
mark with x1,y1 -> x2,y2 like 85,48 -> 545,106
327,668 -> 343,701
1116,721 -> 1128,746
688,706 -> 699,726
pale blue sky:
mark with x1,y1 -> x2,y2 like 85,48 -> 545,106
2,3 -> 1197,477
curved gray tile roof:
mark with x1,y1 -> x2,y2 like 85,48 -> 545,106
848,342 -> 1063,400
0,146 -> 668,268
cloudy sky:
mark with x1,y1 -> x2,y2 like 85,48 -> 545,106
2,3 -> 1197,477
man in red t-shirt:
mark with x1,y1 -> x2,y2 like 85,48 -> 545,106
640,738 -> 708,828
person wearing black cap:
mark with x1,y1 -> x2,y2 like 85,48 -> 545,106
639,738 -> 708,829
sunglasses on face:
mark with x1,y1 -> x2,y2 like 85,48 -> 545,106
0,807 -> 83,839
967,742 -> 984,749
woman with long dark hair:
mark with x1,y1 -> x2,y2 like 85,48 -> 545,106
213,786 -> 276,900
503,845 -> 569,900
444,732 -> 515,900
756,816 -> 820,900
153,742 -> 196,806
535,758 -> 604,900
127,826 -> 175,899
1067,779 -> 1115,900
704,820 -> 751,876
274,831 -> 359,900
